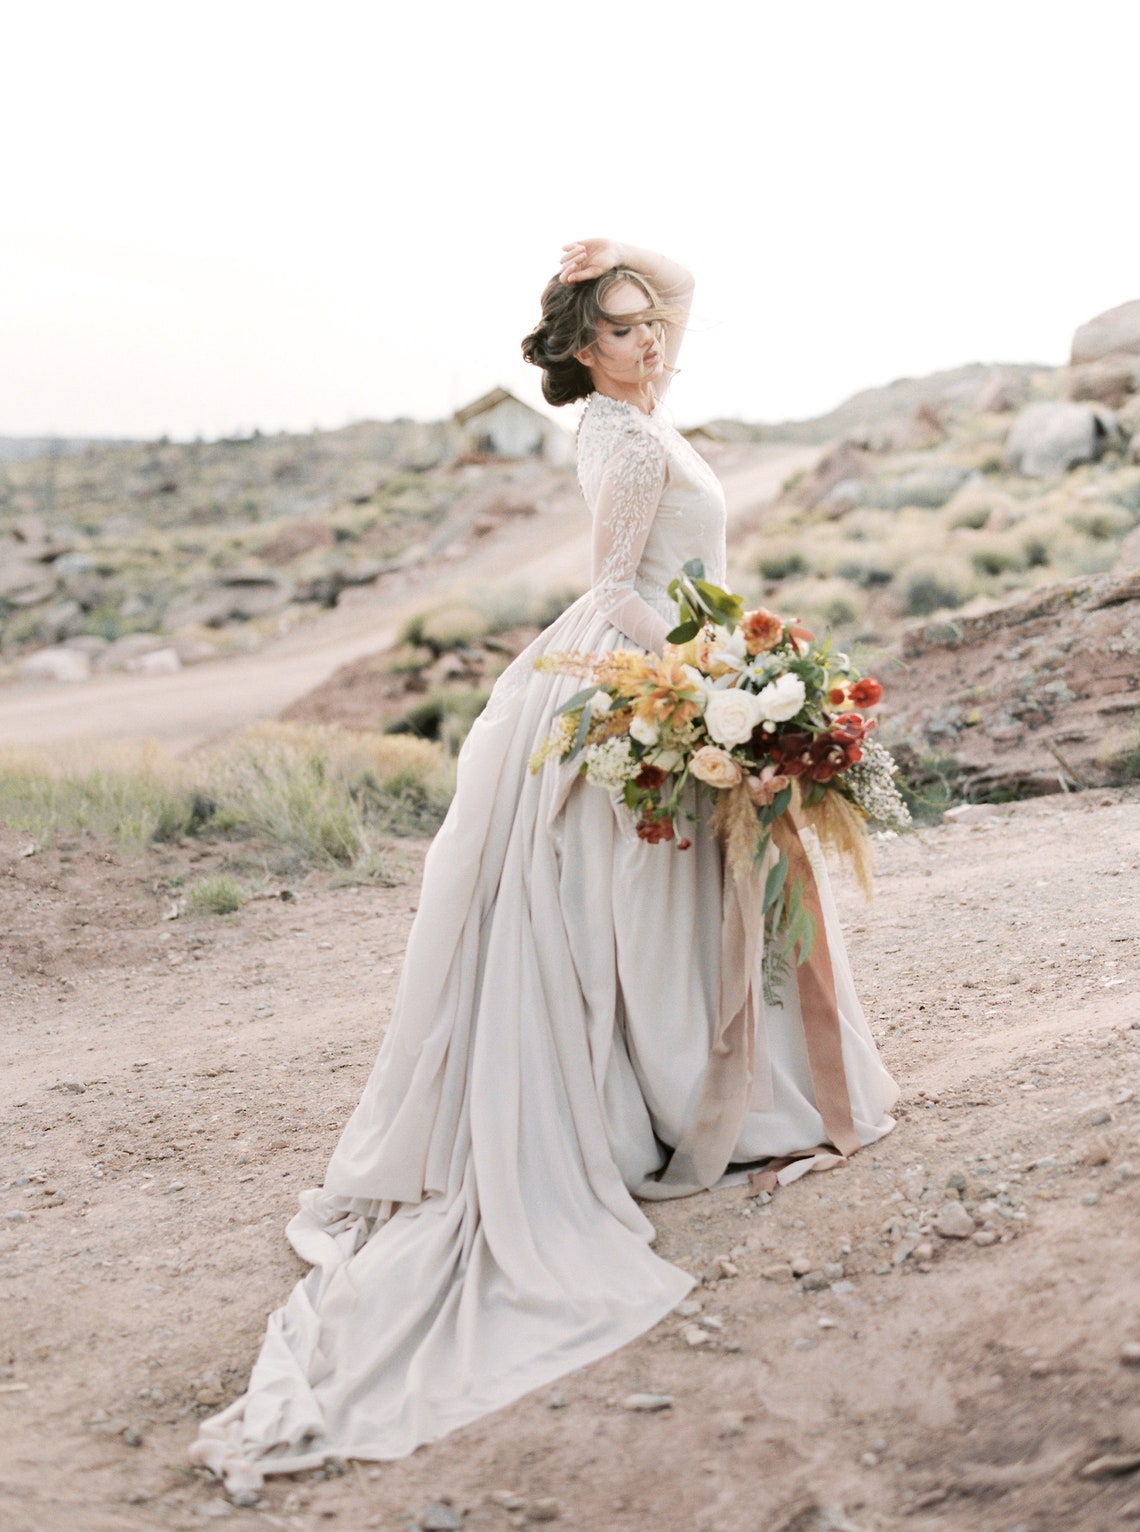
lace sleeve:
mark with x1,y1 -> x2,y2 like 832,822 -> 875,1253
590,431 -> 670,653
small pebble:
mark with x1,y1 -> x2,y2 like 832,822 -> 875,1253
622,1393 -> 673,1412
973,1230 -> 998,1248
935,1201 -> 976,1239
799,1270 -> 828,1292
122,1426 -> 143,1447
546,1392 -> 569,1410
1121,1342 -> 1140,1368
760,1264 -> 794,1283
680,1323 -> 711,1348
676,1299 -> 702,1317
1081,1193 -> 1100,1207
860,1451 -> 879,1468
525,1499 -> 562,1523
418,1503 -> 463,1532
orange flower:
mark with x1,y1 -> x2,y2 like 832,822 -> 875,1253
848,677 -> 884,708
745,765 -> 790,806
740,607 -> 784,655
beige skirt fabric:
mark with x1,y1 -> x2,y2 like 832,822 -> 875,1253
191,593 -> 897,1495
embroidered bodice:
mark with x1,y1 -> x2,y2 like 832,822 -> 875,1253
576,392 -> 728,653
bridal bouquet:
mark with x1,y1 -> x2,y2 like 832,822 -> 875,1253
531,562 -> 909,975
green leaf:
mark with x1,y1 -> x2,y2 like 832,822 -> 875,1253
665,618 -> 701,644
567,702 -> 594,761
795,908 -> 817,965
763,851 -> 788,914
681,558 -> 706,579
554,686 -> 600,718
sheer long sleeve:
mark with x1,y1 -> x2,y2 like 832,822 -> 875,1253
590,432 -> 671,653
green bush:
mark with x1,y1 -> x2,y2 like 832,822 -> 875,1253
901,561 -> 970,617
756,546 -> 808,581
185,875 -> 243,915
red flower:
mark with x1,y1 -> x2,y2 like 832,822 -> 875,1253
635,765 -> 668,790
828,685 -> 848,706
636,814 -> 675,844
786,619 -> 815,648
768,731 -> 815,777
829,712 -> 868,744
848,677 -> 883,708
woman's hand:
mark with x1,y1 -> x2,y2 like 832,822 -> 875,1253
559,239 -> 624,284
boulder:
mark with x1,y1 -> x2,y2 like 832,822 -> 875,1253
1067,356 -> 1140,409
975,372 -> 1028,413
1004,401 -> 1119,477
20,646 -> 91,683
883,569 -> 1140,797
1071,299 -> 1140,366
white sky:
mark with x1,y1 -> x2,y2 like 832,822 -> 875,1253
2,0 -> 1138,439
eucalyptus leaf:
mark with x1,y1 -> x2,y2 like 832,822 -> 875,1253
763,851 -> 788,914
553,685 -> 600,718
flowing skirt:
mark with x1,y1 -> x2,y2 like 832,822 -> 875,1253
191,593 -> 897,1494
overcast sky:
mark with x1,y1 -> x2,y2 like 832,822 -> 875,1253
2,1 -> 1137,440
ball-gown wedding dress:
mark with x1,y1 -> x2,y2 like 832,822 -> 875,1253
192,389 -> 898,1494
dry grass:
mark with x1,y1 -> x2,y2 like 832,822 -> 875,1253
0,723 -> 451,871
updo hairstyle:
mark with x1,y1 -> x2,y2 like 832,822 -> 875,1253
521,266 -> 674,407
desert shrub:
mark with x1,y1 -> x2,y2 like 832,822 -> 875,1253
836,558 -> 893,589
382,642 -> 434,676
947,501 -> 992,530
968,537 -> 1026,577
0,726 -> 451,865
1107,475 -> 1140,514
900,559 -> 971,617
405,605 -> 490,654
756,544 -> 809,581
0,742 -> 196,847
1021,534 -> 1050,567
185,875 -> 243,916
1067,503 -> 1133,541
202,724 -> 451,860
385,688 -> 489,754
772,577 -> 864,632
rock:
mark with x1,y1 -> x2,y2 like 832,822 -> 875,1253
418,1504 -> 464,1531
1120,1342 -> 1140,1367
913,1241 -> 935,1263
680,1323 -> 711,1347
525,1500 -> 562,1523
760,1263 -> 794,1283
943,803 -> 1000,825
702,1256 -> 738,1282
545,1391 -> 568,1409
1086,1109 -> 1113,1127
231,1489 -> 260,1508
171,634 -> 220,665
800,1270 -> 829,1292
127,646 -> 181,675
122,1426 -> 143,1447
1071,299 -> 1140,366
1068,356 -> 1140,409
972,1230 -> 998,1248
622,1393 -> 673,1412
1004,400 -> 1119,477
1078,1452 -> 1140,1479
790,1255 -> 813,1277
1081,1136 -> 1113,1167
489,1493 -> 526,1511
20,646 -> 91,683
976,372 -> 1028,413
934,1202 -> 976,1239
822,1262 -> 845,1282
860,1451 -> 880,1469
676,1299 -> 702,1317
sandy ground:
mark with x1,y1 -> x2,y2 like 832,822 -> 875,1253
2,788 -> 1139,1532
0,445 -> 817,753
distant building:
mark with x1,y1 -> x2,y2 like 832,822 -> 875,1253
452,388 -> 575,466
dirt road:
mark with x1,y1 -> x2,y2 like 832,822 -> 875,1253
0,445 -> 817,753
2,788 -> 1139,1531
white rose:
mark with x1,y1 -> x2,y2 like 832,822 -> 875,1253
704,687 -> 765,747
690,745 -> 743,789
756,672 -> 806,723
629,714 -> 660,746
589,690 -> 612,717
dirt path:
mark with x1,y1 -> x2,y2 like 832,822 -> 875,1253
0,445 -> 817,754
2,788 -> 1139,1532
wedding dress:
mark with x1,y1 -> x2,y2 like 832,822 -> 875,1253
192,391 -> 898,1494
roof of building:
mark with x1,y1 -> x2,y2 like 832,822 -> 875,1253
453,387 -> 546,427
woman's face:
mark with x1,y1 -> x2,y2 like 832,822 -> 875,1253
576,279 -> 664,390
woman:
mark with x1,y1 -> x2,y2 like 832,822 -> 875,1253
192,240 -> 898,1496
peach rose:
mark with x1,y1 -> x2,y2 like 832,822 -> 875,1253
690,745 -> 743,789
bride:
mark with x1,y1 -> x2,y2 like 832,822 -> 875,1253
192,239 -> 898,1495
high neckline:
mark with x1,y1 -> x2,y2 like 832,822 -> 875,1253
587,389 -> 661,420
